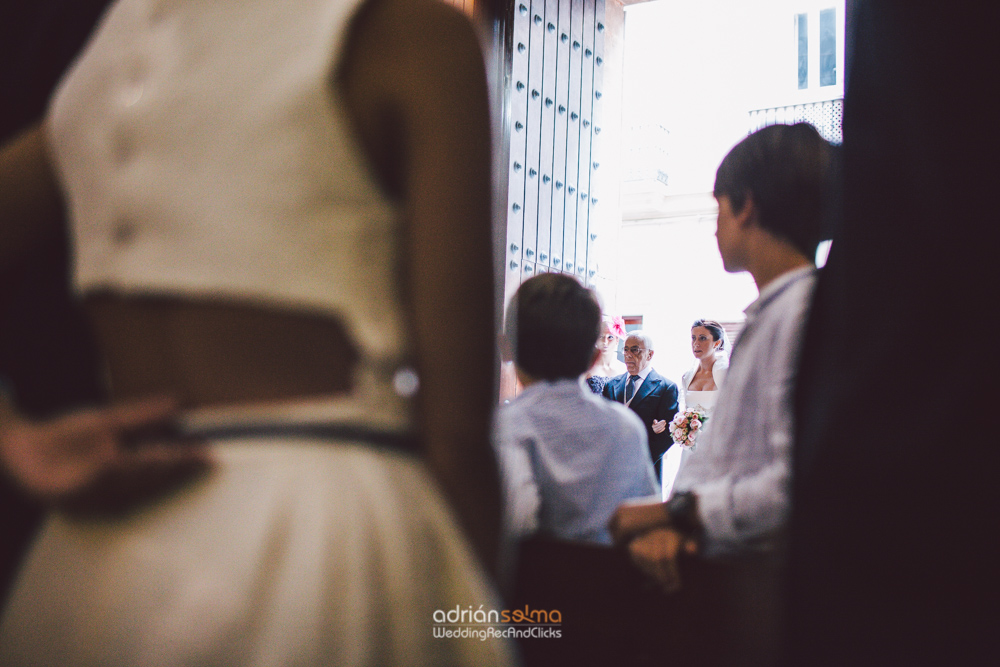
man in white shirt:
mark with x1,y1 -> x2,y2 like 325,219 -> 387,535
608,123 -> 836,664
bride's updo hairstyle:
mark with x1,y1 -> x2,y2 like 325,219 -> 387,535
692,319 -> 727,352
713,123 -> 836,259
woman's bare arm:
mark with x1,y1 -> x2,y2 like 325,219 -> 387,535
339,0 -> 501,572
0,123 -> 63,278
0,125 -> 213,510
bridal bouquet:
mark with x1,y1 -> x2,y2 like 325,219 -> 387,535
670,407 -> 709,449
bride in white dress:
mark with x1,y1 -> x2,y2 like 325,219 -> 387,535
662,319 -> 729,498
681,319 -> 729,413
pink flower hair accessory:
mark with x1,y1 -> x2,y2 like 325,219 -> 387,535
610,316 -> 627,339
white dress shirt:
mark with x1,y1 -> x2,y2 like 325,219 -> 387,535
624,364 -> 653,407
674,266 -> 817,557
495,378 -> 659,546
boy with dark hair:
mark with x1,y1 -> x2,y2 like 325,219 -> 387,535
496,273 -> 658,548
612,121 -> 835,559
712,122 -> 833,260
504,271 -> 605,382
608,123 -> 835,664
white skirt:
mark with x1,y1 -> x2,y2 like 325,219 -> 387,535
0,438 -> 515,666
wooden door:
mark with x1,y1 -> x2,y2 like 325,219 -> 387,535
492,0 -> 622,401
502,0 -> 608,296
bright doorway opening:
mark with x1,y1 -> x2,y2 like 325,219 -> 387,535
610,0 -> 844,383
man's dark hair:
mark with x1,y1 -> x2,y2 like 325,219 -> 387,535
505,273 -> 602,381
713,123 -> 836,258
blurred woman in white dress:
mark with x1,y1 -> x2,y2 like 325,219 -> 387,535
0,0 -> 512,664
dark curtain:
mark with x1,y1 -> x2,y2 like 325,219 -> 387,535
788,2 -> 999,664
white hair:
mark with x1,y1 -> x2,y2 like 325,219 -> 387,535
625,330 -> 654,351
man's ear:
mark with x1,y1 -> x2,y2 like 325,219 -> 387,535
647,349 -> 655,362
735,192 -> 758,229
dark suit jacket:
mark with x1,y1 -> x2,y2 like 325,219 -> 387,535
603,369 -> 678,473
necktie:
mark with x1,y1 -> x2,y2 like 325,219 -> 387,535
625,374 -> 639,402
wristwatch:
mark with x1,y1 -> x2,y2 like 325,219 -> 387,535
665,491 -> 702,538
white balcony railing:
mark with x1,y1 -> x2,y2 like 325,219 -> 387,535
748,99 -> 843,144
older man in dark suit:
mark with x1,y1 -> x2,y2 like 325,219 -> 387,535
603,331 -> 678,478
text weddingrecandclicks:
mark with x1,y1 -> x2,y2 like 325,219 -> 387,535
432,626 -> 562,640
432,605 -> 563,641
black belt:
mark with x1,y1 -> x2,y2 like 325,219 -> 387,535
127,421 -> 422,456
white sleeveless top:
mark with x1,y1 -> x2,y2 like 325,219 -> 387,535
680,357 -> 728,414
47,0 -> 416,431
682,389 -> 720,414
